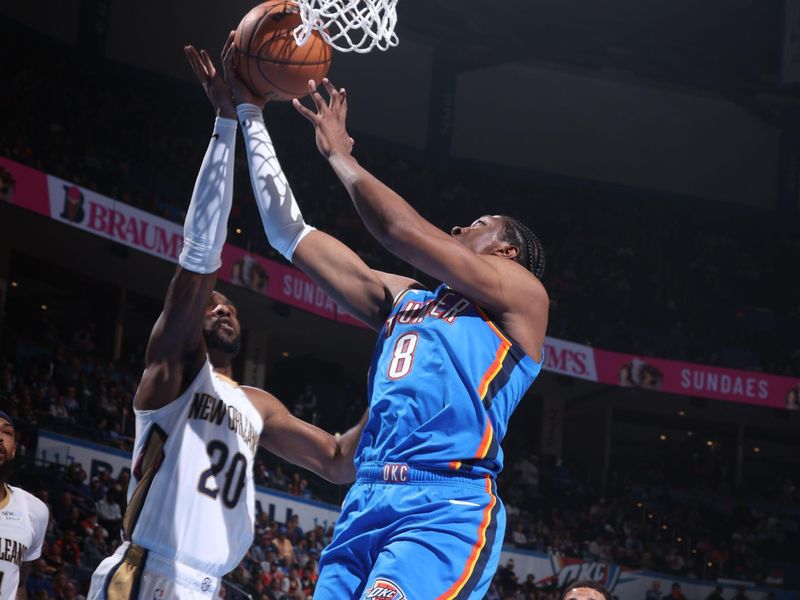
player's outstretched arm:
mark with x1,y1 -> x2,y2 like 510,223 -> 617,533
245,387 -> 368,484
294,79 -> 548,356
222,48 -> 416,330
135,37 -> 238,411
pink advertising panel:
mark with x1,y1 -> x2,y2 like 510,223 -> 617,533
4,157 -> 797,408
0,156 -> 50,216
594,349 -> 799,410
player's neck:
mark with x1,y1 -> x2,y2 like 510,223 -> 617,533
208,350 -> 234,379
0,483 -> 8,505
213,365 -> 234,379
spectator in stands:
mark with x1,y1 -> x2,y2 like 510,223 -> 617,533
516,453 -> 540,497
82,525 -> 110,571
115,472 -> 130,512
63,581 -> 84,600
293,383 -> 317,424
94,470 -> 111,493
665,547 -> 686,574
706,585 -> 724,600
286,514 -> 303,545
497,558 -> 519,592
646,580 -> 663,600
51,570 -> 69,600
663,583 -> 687,600
298,564 -> 317,593
254,462 -> 270,486
63,386 -> 81,417
87,477 -> 104,502
60,507 -> 83,537
274,527 -> 297,566
95,486 -> 122,532
54,529 -> 81,566
53,492 -> 76,524
732,586 -> 750,600
252,531 -> 279,565
288,473 -> 303,496
520,573 -> 538,597
271,465 -> 289,491
485,577 -> 502,600
64,463 -> 92,501
27,559 -> 55,597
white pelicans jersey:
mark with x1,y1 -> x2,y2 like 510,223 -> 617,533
0,485 -> 49,599
124,360 -> 262,576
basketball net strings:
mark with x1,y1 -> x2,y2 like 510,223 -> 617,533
293,0 -> 399,53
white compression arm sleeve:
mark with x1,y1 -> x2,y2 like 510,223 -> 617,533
237,103 -> 315,261
178,117 -> 237,274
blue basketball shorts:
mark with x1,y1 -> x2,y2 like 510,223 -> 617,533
314,462 -> 506,600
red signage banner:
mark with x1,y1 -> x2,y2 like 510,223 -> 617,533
2,156 -> 797,408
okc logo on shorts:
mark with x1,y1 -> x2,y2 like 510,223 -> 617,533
200,577 -> 211,592
364,578 -> 406,599
381,463 -> 409,483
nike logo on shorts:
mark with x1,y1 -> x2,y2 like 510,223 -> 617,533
449,499 -> 480,507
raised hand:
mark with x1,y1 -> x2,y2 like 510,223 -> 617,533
184,32 -> 236,119
293,78 -> 355,159
221,36 -> 270,109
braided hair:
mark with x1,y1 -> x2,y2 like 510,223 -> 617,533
500,216 -> 546,279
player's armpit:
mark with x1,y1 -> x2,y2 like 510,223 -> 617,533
246,387 -> 364,484
136,268 -> 215,411
292,230 -> 419,331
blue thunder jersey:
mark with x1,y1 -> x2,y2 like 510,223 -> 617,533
357,283 -> 542,477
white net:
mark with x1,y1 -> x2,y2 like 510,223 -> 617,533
293,0 -> 399,53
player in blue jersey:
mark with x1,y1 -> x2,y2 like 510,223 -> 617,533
224,47 -> 548,598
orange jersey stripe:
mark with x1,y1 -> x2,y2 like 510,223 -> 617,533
475,306 -> 512,400
449,460 -> 462,471
474,420 -> 494,459
436,476 -> 497,600
392,288 -> 415,308
477,341 -> 511,400
475,306 -> 511,346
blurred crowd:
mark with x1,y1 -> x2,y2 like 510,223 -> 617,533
499,453 -> 798,588
1,329 -> 798,599
12,451 -> 331,600
2,18 -> 799,600
0,335 -> 332,503
9,448 -> 798,599
3,23 -> 799,376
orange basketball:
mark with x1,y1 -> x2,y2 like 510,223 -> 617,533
234,0 -> 333,102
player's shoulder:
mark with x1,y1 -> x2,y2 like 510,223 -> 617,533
503,256 -> 547,303
9,486 -> 49,519
479,255 -> 548,303
240,385 -> 284,421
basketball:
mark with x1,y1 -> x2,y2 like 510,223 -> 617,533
234,0 -> 333,101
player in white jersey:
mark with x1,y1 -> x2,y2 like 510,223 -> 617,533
0,412 -> 50,600
87,35 -> 367,600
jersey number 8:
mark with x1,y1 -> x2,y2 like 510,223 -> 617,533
387,332 -> 419,380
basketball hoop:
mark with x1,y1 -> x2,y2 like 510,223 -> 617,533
293,0 -> 399,53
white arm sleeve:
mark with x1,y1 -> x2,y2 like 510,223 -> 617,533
237,103 -> 315,261
178,117 -> 237,274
